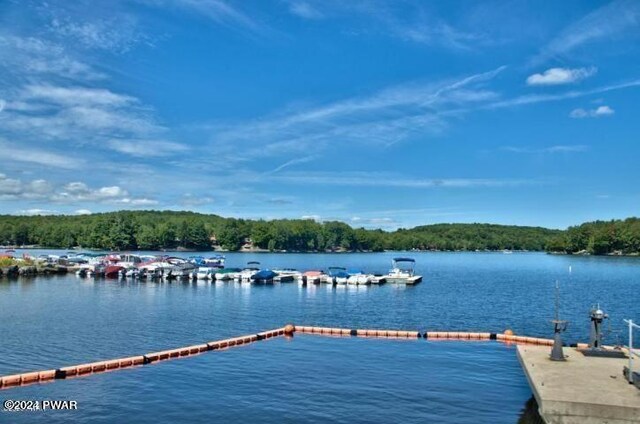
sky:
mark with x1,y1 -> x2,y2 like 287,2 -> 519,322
0,0 -> 639,230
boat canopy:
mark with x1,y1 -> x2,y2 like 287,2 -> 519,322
247,261 -> 261,265
393,257 -> 415,262
328,266 -> 347,270
252,269 -> 277,280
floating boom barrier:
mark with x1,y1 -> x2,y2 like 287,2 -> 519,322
1,325 -> 589,390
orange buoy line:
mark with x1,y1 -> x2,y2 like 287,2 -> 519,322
0,326 -> 293,390
294,326 -> 555,346
0,324 -> 558,390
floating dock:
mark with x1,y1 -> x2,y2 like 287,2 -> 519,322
517,345 -> 640,424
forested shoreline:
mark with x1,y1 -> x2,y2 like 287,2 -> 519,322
545,217 -> 640,255
0,210 -> 563,252
1,211 -> 638,255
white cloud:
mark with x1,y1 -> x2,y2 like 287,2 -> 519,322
289,2 -> 324,19
350,216 -> 398,228
16,209 -> 58,216
269,155 -> 318,174
0,174 -> 158,206
49,15 -> 149,53
107,139 -> 188,157
526,67 -> 596,86
570,105 -> 615,118
23,85 -> 135,107
272,172 -> 537,189
140,0 -> 261,32
114,197 -> 159,206
0,35 -> 104,81
532,0 -> 640,65
0,174 -> 56,200
75,209 -> 92,215
179,194 -> 215,207
486,80 -> 640,110
503,145 -> 589,154
209,66 -> 505,156
1,83 -> 177,154
0,139 -> 83,169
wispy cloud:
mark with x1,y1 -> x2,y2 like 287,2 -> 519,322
486,79 -> 640,110
270,172 -> 538,189
0,35 -> 105,81
283,1 -> 483,50
208,66 -> 505,158
532,0 -> 640,65
0,139 -> 83,169
107,139 -> 189,157
16,208 -> 59,216
140,0 -> 262,33
503,145 -> 589,154
526,67 -> 596,86
179,194 -> 215,207
48,14 -> 150,53
269,155 -> 318,174
288,2 -> 324,19
1,83 -> 187,158
569,105 -> 615,118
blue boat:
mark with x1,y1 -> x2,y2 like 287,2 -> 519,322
326,267 -> 349,284
251,269 -> 278,282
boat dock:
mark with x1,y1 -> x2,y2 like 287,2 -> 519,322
517,345 -> 640,424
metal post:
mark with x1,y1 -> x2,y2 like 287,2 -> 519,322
630,320 -> 634,384
550,281 -> 567,361
624,319 -> 635,384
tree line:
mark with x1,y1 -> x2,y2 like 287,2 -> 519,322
545,218 -> 640,255
0,210 -> 562,252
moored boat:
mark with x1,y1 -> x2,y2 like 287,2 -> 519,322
215,268 -> 242,280
386,257 -> 422,284
273,268 -> 300,282
237,261 -> 261,281
251,269 -> 278,283
302,270 -> 325,284
196,267 -> 217,280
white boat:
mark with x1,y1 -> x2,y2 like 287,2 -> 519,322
215,268 -> 242,280
355,274 -> 372,285
205,255 -> 226,267
346,269 -> 370,285
335,275 -> 349,285
236,262 -> 261,281
386,257 -> 422,284
326,267 -> 348,284
370,274 -> 387,284
273,268 -> 301,282
196,267 -> 217,280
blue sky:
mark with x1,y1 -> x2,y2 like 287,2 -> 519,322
0,0 -> 639,229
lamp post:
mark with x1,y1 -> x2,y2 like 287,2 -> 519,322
550,281 -> 568,361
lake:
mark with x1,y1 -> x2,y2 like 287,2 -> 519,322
1,251 -> 638,423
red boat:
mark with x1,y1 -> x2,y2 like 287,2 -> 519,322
105,265 -> 124,279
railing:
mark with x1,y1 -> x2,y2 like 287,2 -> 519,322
623,319 -> 639,384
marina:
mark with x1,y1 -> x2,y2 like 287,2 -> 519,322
1,251 -> 424,285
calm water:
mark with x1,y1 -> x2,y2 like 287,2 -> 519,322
1,251 -> 639,423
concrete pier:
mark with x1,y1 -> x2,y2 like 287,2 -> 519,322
517,345 -> 640,423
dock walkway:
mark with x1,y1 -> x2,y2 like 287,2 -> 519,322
517,345 -> 640,424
